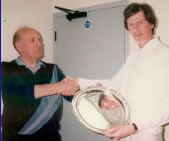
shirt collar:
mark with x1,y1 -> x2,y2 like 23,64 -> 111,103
138,36 -> 161,52
15,57 -> 45,73
144,36 -> 161,49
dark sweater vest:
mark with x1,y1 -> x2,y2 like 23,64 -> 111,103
2,60 -> 63,139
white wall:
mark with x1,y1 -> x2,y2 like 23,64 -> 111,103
2,0 -> 53,63
52,0 -> 122,11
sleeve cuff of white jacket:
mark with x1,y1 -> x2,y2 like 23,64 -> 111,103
131,120 -> 161,132
77,78 -> 96,89
131,105 -> 169,132
130,120 -> 142,131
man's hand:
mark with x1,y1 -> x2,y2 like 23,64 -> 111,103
58,77 -> 80,96
104,124 -> 137,140
96,82 -> 103,87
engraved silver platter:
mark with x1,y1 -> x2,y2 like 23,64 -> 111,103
72,86 -> 130,134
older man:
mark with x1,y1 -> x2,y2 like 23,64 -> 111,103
2,26 -> 79,141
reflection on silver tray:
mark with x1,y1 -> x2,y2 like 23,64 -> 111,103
72,86 -> 130,134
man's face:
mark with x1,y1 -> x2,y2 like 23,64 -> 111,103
127,11 -> 154,47
16,30 -> 44,62
101,96 -> 119,111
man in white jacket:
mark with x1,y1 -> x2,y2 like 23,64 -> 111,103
77,3 -> 169,141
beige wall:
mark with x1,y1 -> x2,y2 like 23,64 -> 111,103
2,0 -> 169,140
2,0 -> 53,62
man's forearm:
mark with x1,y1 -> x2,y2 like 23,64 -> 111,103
34,78 -> 80,99
34,83 -> 61,99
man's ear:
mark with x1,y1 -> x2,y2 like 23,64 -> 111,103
15,42 -> 22,52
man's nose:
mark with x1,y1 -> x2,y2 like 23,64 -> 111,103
104,102 -> 109,108
35,39 -> 43,46
132,25 -> 140,34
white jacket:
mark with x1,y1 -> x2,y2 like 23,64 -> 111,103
78,37 -> 169,134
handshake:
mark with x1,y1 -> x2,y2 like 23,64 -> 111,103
58,77 -> 80,96
35,77 -> 80,98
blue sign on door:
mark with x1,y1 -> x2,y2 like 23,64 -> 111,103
84,20 -> 91,28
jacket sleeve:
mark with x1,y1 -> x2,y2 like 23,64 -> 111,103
78,57 -> 129,92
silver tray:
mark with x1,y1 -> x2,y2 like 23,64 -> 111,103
72,86 -> 130,134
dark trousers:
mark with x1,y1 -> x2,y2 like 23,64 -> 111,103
3,131 -> 61,141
